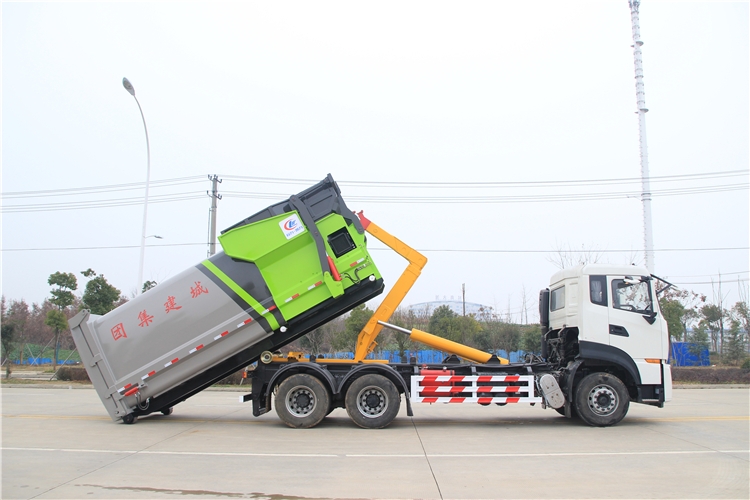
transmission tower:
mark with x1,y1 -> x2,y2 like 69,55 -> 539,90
629,0 -> 655,273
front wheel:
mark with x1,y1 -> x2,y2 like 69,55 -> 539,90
275,373 -> 330,429
574,372 -> 629,427
345,374 -> 400,429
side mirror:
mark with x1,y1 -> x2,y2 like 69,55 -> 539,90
642,312 -> 657,325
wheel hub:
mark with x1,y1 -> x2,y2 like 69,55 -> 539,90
286,386 -> 316,417
357,386 -> 387,418
587,384 -> 618,415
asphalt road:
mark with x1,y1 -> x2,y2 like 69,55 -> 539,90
2,386 -> 748,499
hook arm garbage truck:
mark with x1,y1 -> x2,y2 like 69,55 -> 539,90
69,174 -> 672,428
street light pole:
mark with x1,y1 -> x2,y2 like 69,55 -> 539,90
122,77 -> 152,294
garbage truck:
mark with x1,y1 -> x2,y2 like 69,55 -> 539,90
69,174 -> 672,428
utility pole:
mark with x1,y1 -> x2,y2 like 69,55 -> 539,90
207,175 -> 222,257
629,0 -> 655,273
462,283 -> 466,317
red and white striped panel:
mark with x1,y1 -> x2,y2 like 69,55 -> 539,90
411,374 -> 541,405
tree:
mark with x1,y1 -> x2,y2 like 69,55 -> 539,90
46,272 -> 77,370
520,325 -> 543,357
428,305 -> 468,344
81,269 -> 122,315
687,322 -> 710,365
5,299 -> 30,365
332,304 -> 373,354
732,300 -> 749,340
724,320 -> 747,366
142,280 -> 158,293
1,323 -> 15,378
660,299 -> 686,340
1,297 -> 16,378
387,308 -> 415,362
657,284 -> 705,342
700,304 -> 725,353
476,319 -> 521,360
300,317 -> 343,356
547,242 -> 604,270
48,272 -> 77,310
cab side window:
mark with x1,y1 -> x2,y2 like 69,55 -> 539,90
611,279 -> 652,314
589,275 -> 607,306
550,286 -> 565,311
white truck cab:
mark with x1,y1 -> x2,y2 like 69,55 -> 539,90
540,264 -> 672,424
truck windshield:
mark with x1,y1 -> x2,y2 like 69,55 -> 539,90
611,279 -> 652,314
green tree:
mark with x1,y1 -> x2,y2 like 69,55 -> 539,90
520,325 -> 543,357
386,308 -> 414,362
724,320 -> 747,366
48,272 -> 77,310
142,280 -> 158,293
6,299 -> 30,365
46,272 -> 78,370
1,297 -> 16,378
476,320 -> 521,360
732,300 -> 749,338
700,304 -> 725,353
687,322 -> 710,365
81,269 -> 122,315
428,305 -> 457,340
660,299 -> 686,340
1,323 -> 15,378
332,304 -> 373,355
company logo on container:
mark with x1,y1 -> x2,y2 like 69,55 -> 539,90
279,214 -> 306,240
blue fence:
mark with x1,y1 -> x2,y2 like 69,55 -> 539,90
669,342 -> 709,367
325,349 -> 527,364
12,358 -> 78,366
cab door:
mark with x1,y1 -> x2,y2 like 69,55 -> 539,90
607,275 -> 664,362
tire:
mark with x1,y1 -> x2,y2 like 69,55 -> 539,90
275,374 -> 330,429
121,413 -> 137,425
161,407 -> 173,416
345,374 -> 400,429
574,372 -> 629,427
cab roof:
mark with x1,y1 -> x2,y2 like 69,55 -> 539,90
549,263 -> 651,287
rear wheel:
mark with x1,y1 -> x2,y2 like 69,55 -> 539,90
275,374 -> 330,429
121,413 -> 137,425
574,372 -> 629,427
345,374 -> 400,429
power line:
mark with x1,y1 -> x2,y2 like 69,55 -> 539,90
1,176 -> 205,199
221,183 -> 747,204
2,193 -> 204,213
3,170 -> 745,198
1,243 -> 206,252
664,271 -> 748,278
220,169 -> 747,188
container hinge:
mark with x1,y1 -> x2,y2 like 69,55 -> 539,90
90,353 -> 103,367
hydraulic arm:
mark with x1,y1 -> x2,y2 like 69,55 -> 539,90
351,211 -> 428,361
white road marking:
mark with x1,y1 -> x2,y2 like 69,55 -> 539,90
3,447 -> 748,458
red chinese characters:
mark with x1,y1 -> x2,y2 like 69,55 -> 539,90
164,296 -> 182,313
190,281 -> 209,298
138,310 -> 154,327
111,323 -> 127,341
